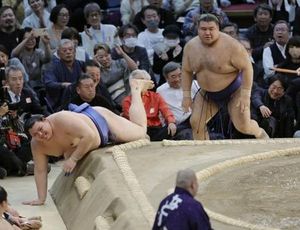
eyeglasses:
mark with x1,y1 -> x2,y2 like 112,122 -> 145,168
270,84 -> 284,92
58,13 -> 69,18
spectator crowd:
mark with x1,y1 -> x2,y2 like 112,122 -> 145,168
0,0 -> 299,176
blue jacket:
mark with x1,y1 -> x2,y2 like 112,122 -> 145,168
43,57 -> 85,111
153,187 -> 212,230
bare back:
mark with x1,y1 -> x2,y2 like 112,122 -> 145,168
183,33 -> 245,92
32,111 -> 101,159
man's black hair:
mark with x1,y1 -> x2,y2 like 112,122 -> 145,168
269,74 -> 288,90
254,3 -> 273,18
24,114 -> 45,136
285,36 -> 300,60
140,5 -> 160,19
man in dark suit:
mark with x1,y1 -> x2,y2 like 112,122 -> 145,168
5,65 -> 48,117
64,73 -> 117,114
0,65 -> 49,177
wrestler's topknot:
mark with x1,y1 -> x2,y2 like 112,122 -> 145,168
197,13 -> 220,27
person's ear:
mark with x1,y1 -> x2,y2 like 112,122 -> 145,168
76,86 -> 80,95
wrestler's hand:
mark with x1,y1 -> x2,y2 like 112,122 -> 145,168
259,105 -> 272,118
237,89 -> 251,113
168,123 -> 177,137
182,97 -> 192,113
22,199 -> 45,206
63,157 -> 77,175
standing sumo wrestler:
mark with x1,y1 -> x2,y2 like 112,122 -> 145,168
182,13 -> 269,140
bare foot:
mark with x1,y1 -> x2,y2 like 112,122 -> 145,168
130,79 -> 154,92
256,128 -> 269,139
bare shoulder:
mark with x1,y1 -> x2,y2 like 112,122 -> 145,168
221,33 -> 243,50
31,139 -> 46,156
184,36 -> 202,52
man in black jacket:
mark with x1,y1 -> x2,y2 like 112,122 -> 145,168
68,73 -> 116,113
5,65 -> 48,117
245,4 -> 274,63
251,75 -> 295,137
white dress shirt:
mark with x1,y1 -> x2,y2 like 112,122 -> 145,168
263,42 -> 286,80
157,80 -> 199,124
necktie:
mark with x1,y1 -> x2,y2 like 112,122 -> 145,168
15,95 -> 20,103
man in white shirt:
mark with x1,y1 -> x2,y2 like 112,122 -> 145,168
157,62 -> 199,139
137,5 -> 164,65
80,2 -> 120,58
263,20 -> 289,83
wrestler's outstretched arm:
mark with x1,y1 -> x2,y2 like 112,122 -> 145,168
181,43 -> 194,112
231,42 -> 254,113
23,141 -> 48,206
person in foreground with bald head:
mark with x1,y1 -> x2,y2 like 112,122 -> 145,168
152,169 -> 213,230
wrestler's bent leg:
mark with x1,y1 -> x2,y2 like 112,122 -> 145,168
228,89 -> 269,139
190,93 -> 218,140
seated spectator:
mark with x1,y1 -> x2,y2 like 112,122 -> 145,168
11,27 -> 52,89
183,0 -> 229,40
65,73 -> 115,112
245,4 -> 274,62
0,186 -> 42,229
221,21 -> 239,39
263,20 -> 289,83
23,0 -> 56,17
133,0 -> 175,33
0,66 -> 48,178
22,0 -> 51,29
80,2 -> 120,58
0,6 -> 24,56
122,70 -> 177,141
157,62 -> 199,140
162,0 -> 201,17
2,0 -> 25,23
251,75 -> 295,137
43,39 -> 85,111
239,37 -> 265,88
152,169 -> 213,230
276,36 -> 300,128
111,24 -> 150,73
0,45 -> 29,82
153,24 -> 184,87
268,0 -> 299,24
61,27 -> 89,62
0,104 -> 28,178
137,5 -> 165,66
93,43 -> 137,108
0,186 -> 20,229
5,65 -> 48,116
85,60 -> 119,113
120,0 -> 149,25
39,4 -> 69,53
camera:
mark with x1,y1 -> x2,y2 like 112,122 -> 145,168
8,102 -> 20,111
